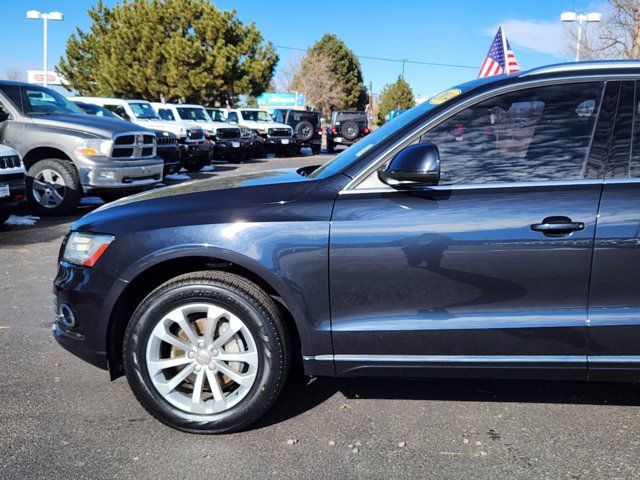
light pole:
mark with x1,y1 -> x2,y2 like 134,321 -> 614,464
561,11 -> 602,62
26,10 -> 64,87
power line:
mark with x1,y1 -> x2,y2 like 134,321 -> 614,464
274,44 -> 478,70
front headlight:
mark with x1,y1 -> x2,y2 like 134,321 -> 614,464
63,232 -> 114,267
74,139 -> 113,157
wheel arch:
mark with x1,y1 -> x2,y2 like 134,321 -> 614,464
23,146 -> 73,170
106,253 -> 304,380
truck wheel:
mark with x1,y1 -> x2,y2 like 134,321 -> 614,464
123,271 -> 290,434
311,145 -> 321,155
341,121 -> 360,141
26,158 -> 82,216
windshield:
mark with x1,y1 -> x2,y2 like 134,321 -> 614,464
0,84 -> 84,115
177,107 -> 209,122
207,109 -> 226,121
309,101 -> 440,179
241,110 -> 273,122
128,102 -> 158,119
76,102 -> 119,118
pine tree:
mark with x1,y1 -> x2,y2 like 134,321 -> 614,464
377,76 -> 415,124
57,0 -> 278,105
308,34 -> 368,110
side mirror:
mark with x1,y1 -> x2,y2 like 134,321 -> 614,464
378,142 -> 440,188
0,103 -> 10,122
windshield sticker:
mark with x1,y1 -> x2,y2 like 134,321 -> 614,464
355,143 -> 374,157
429,88 -> 462,105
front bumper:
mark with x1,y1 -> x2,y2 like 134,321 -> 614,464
214,138 -> 250,156
0,173 -> 26,210
77,157 -> 164,191
258,136 -> 294,150
52,261 -> 118,370
156,145 -> 182,174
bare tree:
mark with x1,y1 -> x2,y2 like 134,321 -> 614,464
565,0 -> 640,59
290,51 -> 346,115
3,68 -> 25,81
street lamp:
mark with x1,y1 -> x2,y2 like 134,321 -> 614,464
26,10 -> 64,87
561,11 -> 602,62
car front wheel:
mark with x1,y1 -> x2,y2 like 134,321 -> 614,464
123,271 -> 290,434
26,158 -> 82,215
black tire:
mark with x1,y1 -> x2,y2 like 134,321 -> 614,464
123,271 -> 290,434
327,140 -> 335,153
26,158 -> 82,216
311,145 -> 321,155
295,121 -> 314,142
341,121 -> 360,141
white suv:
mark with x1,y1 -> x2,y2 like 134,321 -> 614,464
152,103 -> 251,162
226,108 -> 294,156
71,97 -> 211,171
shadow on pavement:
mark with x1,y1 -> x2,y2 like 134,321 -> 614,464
256,375 -> 640,429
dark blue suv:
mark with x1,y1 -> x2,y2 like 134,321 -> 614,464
54,61 -> 640,433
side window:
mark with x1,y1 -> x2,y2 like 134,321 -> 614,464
227,112 -> 238,123
158,109 -> 175,121
420,82 -> 603,185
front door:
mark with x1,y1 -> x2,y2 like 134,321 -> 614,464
329,81 -> 616,378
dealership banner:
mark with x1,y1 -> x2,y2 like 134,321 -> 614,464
27,70 -> 65,85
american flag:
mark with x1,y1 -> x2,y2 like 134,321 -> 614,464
478,26 -> 521,78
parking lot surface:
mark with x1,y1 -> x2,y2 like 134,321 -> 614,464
2,153 -> 640,480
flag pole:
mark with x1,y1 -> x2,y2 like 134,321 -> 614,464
500,25 -> 509,74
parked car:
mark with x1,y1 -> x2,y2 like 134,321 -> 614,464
0,82 -> 163,215
272,109 -> 322,155
72,101 -> 181,178
71,97 -> 211,172
326,110 -> 370,153
152,103 -> 250,163
54,61 -> 640,434
226,108 -> 294,157
0,145 -> 25,224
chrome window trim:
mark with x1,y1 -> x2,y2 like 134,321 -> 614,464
342,74 -> 635,193
588,356 -> 640,363
307,354 -> 586,363
521,61 -> 640,77
339,179 -> 604,195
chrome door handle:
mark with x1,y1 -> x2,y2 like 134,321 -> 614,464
531,216 -> 584,236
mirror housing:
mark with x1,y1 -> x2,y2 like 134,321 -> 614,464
378,142 -> 440,188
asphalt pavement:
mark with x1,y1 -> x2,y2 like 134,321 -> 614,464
2,152 -> 640,479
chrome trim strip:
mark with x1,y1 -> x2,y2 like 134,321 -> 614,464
310,354 -> 586,363
342,74 -> 630,192
588,356 -> 640,363
603,178 -> 640,184
339,179 -> 604,195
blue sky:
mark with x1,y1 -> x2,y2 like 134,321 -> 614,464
1,0 -> 602,97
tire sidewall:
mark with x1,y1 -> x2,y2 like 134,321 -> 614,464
26,158 -> 81,215
341,121 -> 360,141
124,281 -> 284,433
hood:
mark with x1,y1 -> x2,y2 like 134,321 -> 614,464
240,120 -> 292,132
32,114 -> 148,138
72,168 -> 319,234
133,119 -> 201,135
178,119 -> 237,133
0,144 -> 19,156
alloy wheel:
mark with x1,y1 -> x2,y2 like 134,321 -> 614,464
32,168 -> 66,208
145,303 -> 259,415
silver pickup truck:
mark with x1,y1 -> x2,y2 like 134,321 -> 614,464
0,81 -> 164,215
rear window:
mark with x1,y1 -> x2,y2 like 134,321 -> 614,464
290,111 -> 320,124
335,111 -> 367,125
